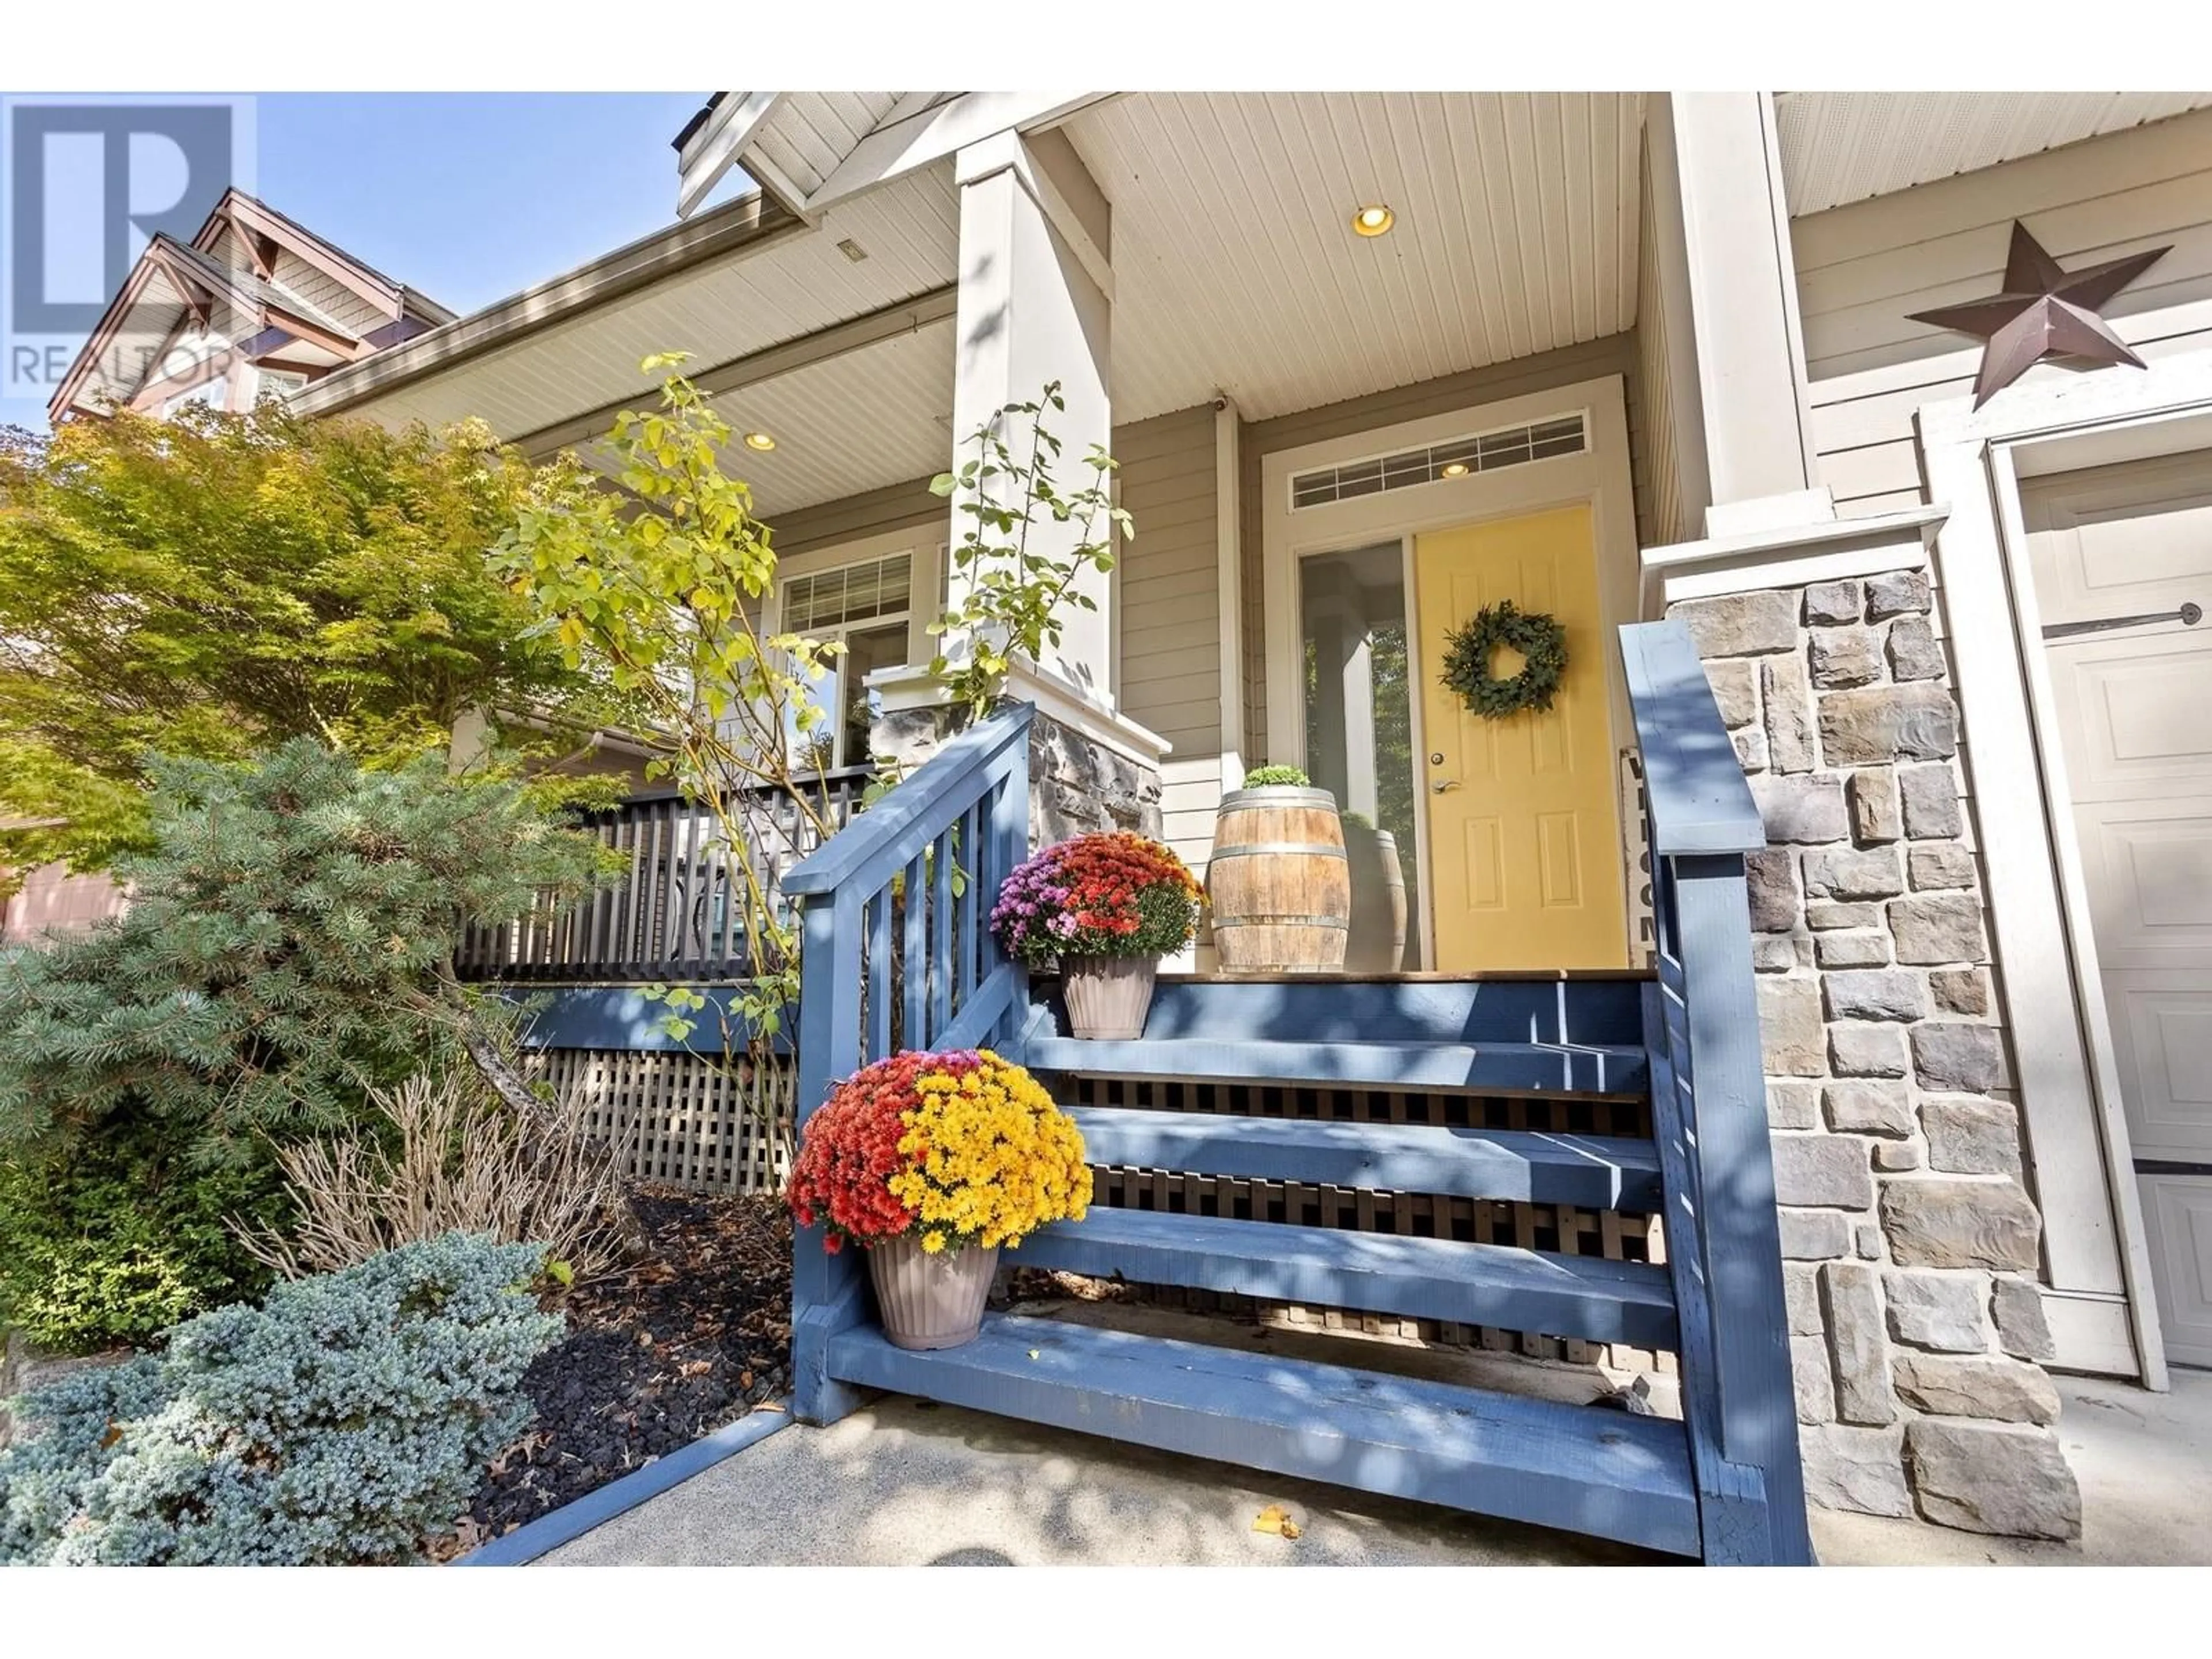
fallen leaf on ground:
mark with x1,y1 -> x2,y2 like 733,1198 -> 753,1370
1252,1503 -> 1301,1540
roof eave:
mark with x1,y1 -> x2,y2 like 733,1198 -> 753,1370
290,187 -> 798,421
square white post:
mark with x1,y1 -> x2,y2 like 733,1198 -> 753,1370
949,126 -> 1116,703
1646,92 -> 1827,534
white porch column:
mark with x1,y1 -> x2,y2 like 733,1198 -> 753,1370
950,126 -> 1117,702
1646,92 -> 1825,533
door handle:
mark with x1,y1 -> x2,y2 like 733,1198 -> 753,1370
1431,779 -> 1463,794
2041,601 -> 2202,640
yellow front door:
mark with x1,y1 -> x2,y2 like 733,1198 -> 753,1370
1415,504 -> 1627,971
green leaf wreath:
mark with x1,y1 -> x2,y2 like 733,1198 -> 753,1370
1440,600 -> 1570,718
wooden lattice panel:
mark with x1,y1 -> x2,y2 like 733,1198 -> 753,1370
1065,1074 -> 1672,1373
523,1048 -> 794,1195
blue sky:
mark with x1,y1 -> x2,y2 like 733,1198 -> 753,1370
2,92 -> 747,432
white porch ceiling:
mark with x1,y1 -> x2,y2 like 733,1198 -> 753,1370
326,92 -> 1645,515
1069,92 -> 1645,425
310,165 -> 959,441
1775,92 -> 2212,217
571,315 -> 954,520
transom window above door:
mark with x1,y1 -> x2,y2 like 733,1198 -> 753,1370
1289,413 -> 1587,510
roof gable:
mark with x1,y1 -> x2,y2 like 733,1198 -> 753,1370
47,191 -> 450,422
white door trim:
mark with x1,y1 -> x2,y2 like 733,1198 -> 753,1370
1915,349 -> 2212,1388
1259,374 -> 1642,974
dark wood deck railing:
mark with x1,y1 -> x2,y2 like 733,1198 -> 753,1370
456,768 -> 870,982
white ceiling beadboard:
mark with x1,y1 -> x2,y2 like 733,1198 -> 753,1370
336,92 -> 1648,513
568,317 -> 955,520
338,165 -> 958,444
1777,92 -> 2212,217
1065,92 -> 1644,424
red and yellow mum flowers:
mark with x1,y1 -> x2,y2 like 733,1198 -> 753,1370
786,1050 -> 1090,1255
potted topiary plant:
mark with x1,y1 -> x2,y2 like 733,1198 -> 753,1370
991,831 -> 1203,1039
786,1050 -> 1092,1350
1209,764 -> 1351,974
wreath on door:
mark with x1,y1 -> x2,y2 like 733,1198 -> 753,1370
1440,600 -> 1570,718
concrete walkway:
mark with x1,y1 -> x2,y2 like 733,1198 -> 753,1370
541,1368 -> 2212,1567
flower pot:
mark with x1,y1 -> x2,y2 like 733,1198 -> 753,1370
1207,785 -> 1350,974
868,1233 -> 999,1350
1062,954 -> 1157,1039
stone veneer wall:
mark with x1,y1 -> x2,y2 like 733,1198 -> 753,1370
872,700 -> 1164,853
1673,570 -> 2084,1542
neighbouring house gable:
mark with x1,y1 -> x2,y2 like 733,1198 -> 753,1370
47,190 -> 449,423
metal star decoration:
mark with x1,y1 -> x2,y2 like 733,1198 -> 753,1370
1907,221 -> 2170,409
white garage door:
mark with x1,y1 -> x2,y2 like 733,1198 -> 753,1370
2028,450 -> 2212,1370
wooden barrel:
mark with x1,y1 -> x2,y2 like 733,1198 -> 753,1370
1376,831 -> 1408,969
1208,786 -> 1350,974
1343,825 -> 1410,972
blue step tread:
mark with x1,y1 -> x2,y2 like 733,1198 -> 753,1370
1066,1105 -> 1664,1210
1025,1035 -> 1649,1098
1082,975 -> 1649,1047
826,1313 -> 1700,1558
1018,1206 -> 1678,1349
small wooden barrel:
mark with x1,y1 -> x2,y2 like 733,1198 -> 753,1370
1343,825 -> 1410,972
1208,786 -> 1350,974
1377,831 -> 1408,969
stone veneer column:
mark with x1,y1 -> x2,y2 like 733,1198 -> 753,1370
1672,573 -> 2084,1541
868,661 -> 1166,855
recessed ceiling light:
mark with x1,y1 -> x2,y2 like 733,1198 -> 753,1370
742,431 -> 777,452
1440,461 -> 1470,479
1352,204 -> 1395,238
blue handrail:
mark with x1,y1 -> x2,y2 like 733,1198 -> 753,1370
1620,618 -> 1812,1567
785,700 -> 1036,1424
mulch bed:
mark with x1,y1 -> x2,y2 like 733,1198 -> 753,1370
457,1185 -> 793,1550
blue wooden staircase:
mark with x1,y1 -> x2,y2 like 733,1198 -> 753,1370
779,620 -> 1812,1565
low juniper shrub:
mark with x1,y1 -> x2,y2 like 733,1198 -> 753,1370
0,1233 -> 563,1565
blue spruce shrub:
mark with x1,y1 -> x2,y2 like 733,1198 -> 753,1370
0,1233 -> 562,1565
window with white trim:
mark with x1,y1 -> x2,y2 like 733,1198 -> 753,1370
256,368 -> 309,403
162,376 -> 227,418
1289,413 -> 1587,509
781,550 -> 918,770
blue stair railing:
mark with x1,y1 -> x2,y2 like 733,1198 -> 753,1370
1620,618 -> 1813,1566
779,700 -> 1036,1424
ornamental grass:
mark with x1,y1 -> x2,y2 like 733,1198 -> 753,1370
786,1050 -> 1090,1256
990,831 -> 1202,969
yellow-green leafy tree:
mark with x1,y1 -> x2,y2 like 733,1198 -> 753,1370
491,355 -> 847,1165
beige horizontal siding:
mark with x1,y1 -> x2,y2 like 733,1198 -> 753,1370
772,476 -> 945,556
1158,755 -> 1226,972
267,243 -> 392,338
1113,404 -> 1224,759
1797,108 -> 2212,514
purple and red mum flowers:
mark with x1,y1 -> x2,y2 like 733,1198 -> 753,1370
991,831 -> 1202,969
